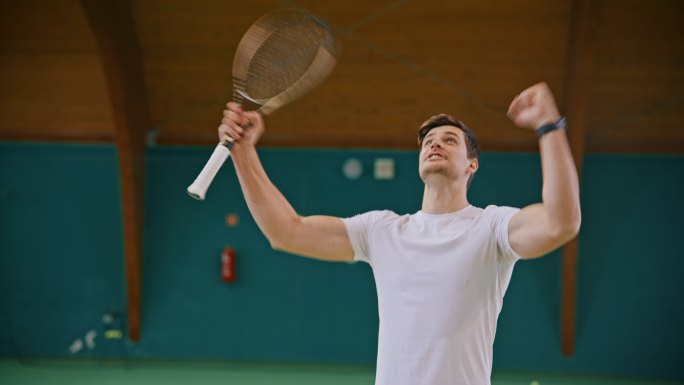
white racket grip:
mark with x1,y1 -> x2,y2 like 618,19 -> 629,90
187,144 -> 231,200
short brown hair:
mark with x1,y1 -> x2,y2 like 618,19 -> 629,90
418,113 -> 480,187
418,114 -> 480,160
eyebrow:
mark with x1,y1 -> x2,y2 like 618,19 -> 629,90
423,130 -> 461,142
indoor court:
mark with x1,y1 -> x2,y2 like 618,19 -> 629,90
1,360 -> 682,385
1,0 -> 683,384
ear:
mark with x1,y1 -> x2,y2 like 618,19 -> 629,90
467,158 -> 479,174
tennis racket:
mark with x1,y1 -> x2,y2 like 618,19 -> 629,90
187,9 -> 341,200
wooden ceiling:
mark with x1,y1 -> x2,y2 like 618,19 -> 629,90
1,0 -> 683,152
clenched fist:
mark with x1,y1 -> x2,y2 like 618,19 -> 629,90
218,102 -> 265,148
507,82 -> 561,130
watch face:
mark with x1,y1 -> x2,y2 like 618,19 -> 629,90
556,117 -> 567,129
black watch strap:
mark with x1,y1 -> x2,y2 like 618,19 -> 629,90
536,117 -> 567,139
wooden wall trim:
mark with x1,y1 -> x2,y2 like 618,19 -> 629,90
80,0 -> 149,342
560,0 -> 600,357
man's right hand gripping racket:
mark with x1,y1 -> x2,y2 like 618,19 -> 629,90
187,9 -> 341,200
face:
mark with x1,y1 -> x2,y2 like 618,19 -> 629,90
418,125 -> 478,184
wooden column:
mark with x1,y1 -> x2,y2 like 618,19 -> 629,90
560,0 -> 599,356
81,0 -> 149,342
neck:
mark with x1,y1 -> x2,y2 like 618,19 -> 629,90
421,178 -> 469,214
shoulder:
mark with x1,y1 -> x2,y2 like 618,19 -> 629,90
343,210 -> 402,228
348,209 -> 400,220
483,205 -> 520,221
480,205 -> 521,235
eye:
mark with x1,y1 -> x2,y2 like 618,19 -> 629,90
447,138 -> 457,144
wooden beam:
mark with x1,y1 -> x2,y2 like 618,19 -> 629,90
560,0 -> 599,357
81,0 -> 149,342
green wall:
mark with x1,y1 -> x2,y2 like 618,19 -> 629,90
1,143 -> 682,380
0,144 -> 125,357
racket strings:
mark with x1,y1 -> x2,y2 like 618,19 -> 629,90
245,33 -> 325,99
232,77 -> 248,105
233,10 -> 340,107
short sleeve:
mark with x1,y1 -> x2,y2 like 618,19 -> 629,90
484,205 -> 523,263
342,210 -> 386,264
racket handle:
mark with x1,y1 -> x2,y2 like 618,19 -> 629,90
187,143 -> 231,200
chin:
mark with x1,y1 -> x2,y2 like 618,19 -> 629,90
419,165 -> 450,181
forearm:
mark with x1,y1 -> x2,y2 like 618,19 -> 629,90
230,144 -> 300,246
507,82 -> 582,257
538,129 -> 581,236
216,104 -> 353,261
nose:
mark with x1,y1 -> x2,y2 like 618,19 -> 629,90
430,140 -> 443,149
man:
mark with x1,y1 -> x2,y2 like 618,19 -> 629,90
219,82 -> 581,385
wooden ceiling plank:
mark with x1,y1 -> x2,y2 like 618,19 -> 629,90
2,1 -> 683,151
80,0 -> 150,342
560,0 -> 600,357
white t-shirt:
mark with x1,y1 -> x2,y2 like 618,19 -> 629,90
343,205 -> 521,385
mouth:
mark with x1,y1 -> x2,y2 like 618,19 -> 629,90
426,153 -> 446,161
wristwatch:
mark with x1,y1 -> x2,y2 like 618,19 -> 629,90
536,117 -> 567,139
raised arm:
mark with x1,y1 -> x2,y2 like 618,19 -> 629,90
219,103 -> 354,262
506,82 -> 581,259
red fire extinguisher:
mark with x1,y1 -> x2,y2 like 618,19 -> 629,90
221,247 -> 236,283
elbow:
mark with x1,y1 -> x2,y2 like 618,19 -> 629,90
569,206 -> 582,236
269,238 -> 283,251
553,208 -> 582,243
266,215 -> 302,252
269,238 -> 289,252
561,218 -> 581,243
267,231 -> 289,252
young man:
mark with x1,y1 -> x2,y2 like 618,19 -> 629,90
219,82 -> 581,385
